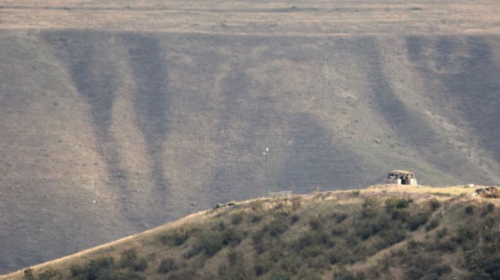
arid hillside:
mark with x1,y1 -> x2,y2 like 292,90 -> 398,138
2,185 -> 500,280
1,0 -> 500,274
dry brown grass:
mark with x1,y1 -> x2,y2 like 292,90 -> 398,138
2,0 -> 500,274
3,185 -> 500,280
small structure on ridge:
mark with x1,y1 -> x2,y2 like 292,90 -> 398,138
387,170 -> 417,185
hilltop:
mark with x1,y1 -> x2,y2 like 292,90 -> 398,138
2,0 -> 500,273
2,185 -> 500,280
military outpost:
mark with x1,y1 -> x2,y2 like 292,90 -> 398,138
386,170 -> 418,185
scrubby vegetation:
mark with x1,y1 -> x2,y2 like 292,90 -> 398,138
10,188 -> 500,280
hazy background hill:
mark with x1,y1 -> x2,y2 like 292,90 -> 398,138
1,0 -> 500,273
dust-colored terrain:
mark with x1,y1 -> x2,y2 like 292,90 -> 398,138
1,0 -> 500,273
1,185 -> 499,280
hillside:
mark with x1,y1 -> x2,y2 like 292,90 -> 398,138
2,185 -> 500,280
2,0 -> 500,273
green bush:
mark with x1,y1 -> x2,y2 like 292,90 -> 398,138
351,190 -> 361,198
38,269 -> 60,280
452,226 -> 478,247
374,228 -> 406,250
158,258 -> 178,274
487,203 -> 495,212
426,219 -> 439,232
69,264 -> 84,277
390,208 -> 410,222
250,213 -> 264,223
254,259 -> 273,276
407,240 -> 421,250
431,263 -> 452,276
23,268 -> 34,280
118,248 -> 147,272
483,217 -> 497,231
402,254 -> 447,280
132,258 -> 147,272
357,223 -> 378,240
331,226 -> 348,236
385,198 -> 413,211
212,221 -> 226,232
70,257 -> 115,280
272,204 -> 292,218
345,235 -> 360,248
465,253 -> 500,280
295,231 -> 331,252
309,215 -> 325,231
328,249 -> 342,265
385,198 -> 421,225
199,230 -> 224,257
174,228 -> 192,245
253,241 -> 267,255
407,212 -> 430,231
362,197 -> 380,218
249,201 -> 267,222
483,203 -> 495,216
435,240 -> 457,253
227,250 -> 243,267
160,227 -> 191,247
333,213 -> 348,224
277,255 -> 298,274
183,245 -> 202,259
119,249 -> 138,269
265,218 -> 289,237
436,227 -> 448,239
217,251 -> 253,280
430,199 -> 441,211
231,211 -> 245,225
356,215 -> 391,240
222,227 -> 245,246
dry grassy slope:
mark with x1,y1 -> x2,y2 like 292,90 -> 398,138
1,29 -> 500,273
1,185 -> 498,280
